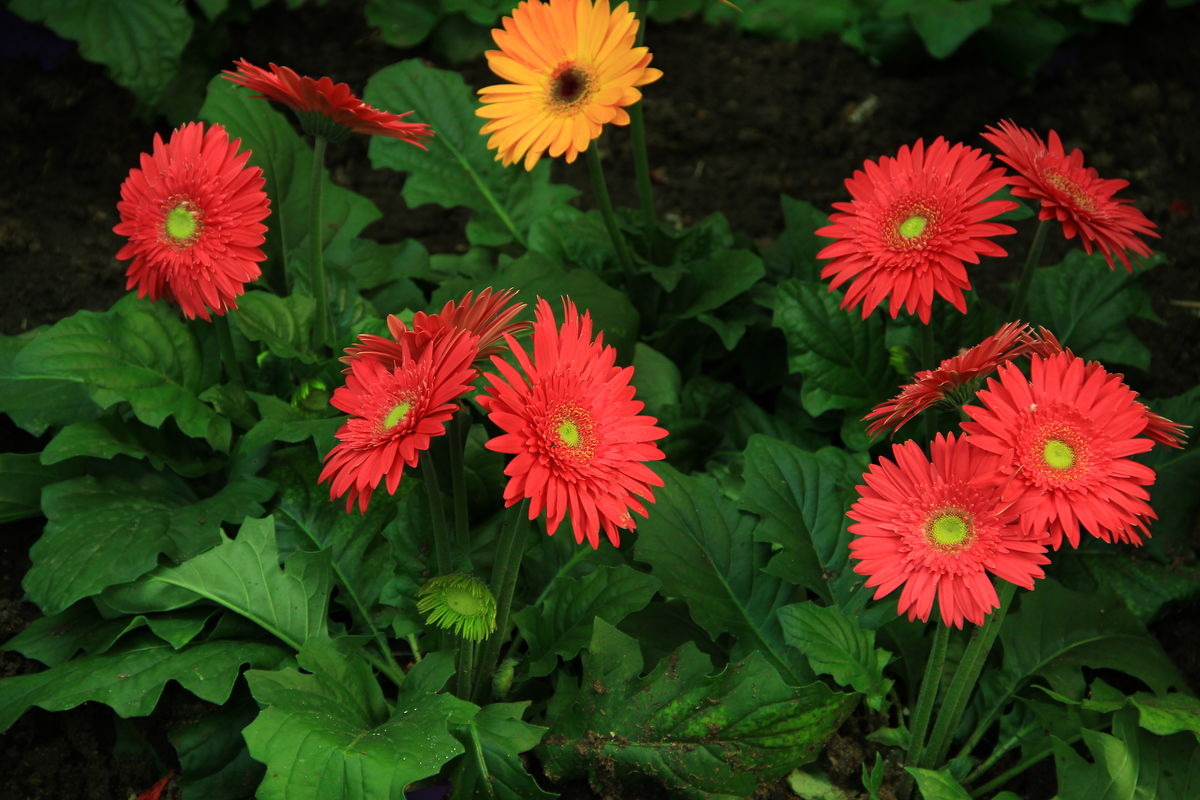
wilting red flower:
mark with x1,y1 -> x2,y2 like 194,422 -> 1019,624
478,298 -> 667,548
865,322 -> 1056,437
320,331 -> 478,513
114,122 -> 269,321
816,137 -> 1017,324
848,434 -> 1050,628
961,352 -> 1157,549
981,120 -> 1158,272
343,287 -> 527,370
223,59 -> 433,145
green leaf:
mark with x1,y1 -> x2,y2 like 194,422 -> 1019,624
631,343 -> 682,420
14,295 -> 229,449
0,333 -> 99,435
778,602 -> 892,709
0,632 -> 287,733
244,637 -> 464,800
0,453 -> 75,524
150,516 -> 333,650
25,473 -> 272,615
1140,387 -> 1200,557
229,291 -> 318,363
633,464 -> 807,684
664,249 -> 766,322
365,0 -> 439,47
1130,692 -> 1200,738
365,60 -> 577,246
888,0 -> 999,59
904,766 -> 972,800
765,196 -> 829,282
9,0 -> 192,106
170,700 -> 264,800
513,564 -> 661,677
540,620 -> 856,799
1024,250 -> 1160,371
458,702 -> 556,800
773,280 -> 892,416
41,417 -> 220,477
240,393 -> 340,455
1081,554 -> 1200,623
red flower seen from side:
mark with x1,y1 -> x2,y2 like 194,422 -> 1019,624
961,352 -> 1157,549
816,137 -> 1017,324
320,330 -> 479,513
477,298 -> 668,548
848,433 -> 1050,629
222,59 -> 434,145
981,120 -> 1158,272
114,122 -> 270,321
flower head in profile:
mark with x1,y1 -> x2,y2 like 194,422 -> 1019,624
981,120 -> 1158,272
848,433 -> 1050,628
223,59 -> 433,145
816,137 -> 1017,324
961,353 -> 1157,549
417,574 -> 498,642
478,297 -> 668,548
476,0 -> 663,171
320,330 -> 478,513
114,122 -> 270,321
865,322 -> 1056,437
343,287 -> 527,371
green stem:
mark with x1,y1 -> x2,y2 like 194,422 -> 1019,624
435,136 -> 525,248
906,624 -> 951,769
918,322 -> 937,440
309,135 -> 331,348
971,734 -> 1077,798
628,0 -> 656,234
472,500 -> 530,703
1007,219 -> 1050,320
964,720 -> 1039,785
504,546 -> 593,659
448,411 -> 471,563
421,454 -> 453,578
919,581 -> 1017,769
585,144 -> 636,283
456,638 -> 477,702
214,316 -> 243,386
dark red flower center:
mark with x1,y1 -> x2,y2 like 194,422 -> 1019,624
548,63 -> 594,111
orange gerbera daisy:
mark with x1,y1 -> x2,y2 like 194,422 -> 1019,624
114,122 -> 270,321
864,321 -> 1057,437
320,330 -> 479,513
961,353 -> 1158,549
476,0 -> 663,171
477,298 -> 667,548
981,120 -> 1158,272
342,288 -> 527,371
816,137 -> 1018,324
848,434 -> 1050,628
223,59 -> 433,145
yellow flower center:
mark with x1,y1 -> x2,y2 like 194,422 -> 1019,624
164,202 -> 201,245
547,62 -> 595,114
549,404 -> 597,463
1045,171 -> 1095,210
930,513 -> 969,546
1042,438 -> 1075,470
383,401 -> 412,430
558,419 -> 580,447
898,215 -> 928,239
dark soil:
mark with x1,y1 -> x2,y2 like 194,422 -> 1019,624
2,1 -> 1198,798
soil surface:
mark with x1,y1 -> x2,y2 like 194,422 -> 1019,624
2,0 -> 1198,797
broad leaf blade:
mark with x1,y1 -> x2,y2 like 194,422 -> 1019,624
778,602 -> 892,709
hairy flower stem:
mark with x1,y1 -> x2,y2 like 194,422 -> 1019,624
904,624 -> 951,780
309,135 -> 331,348
420,454 -> 453,579
1008,219 -> 1050,319
586,145 -> 636,285
920,581 -> 1017,769
214,316 -> 243,386
628,0 -> 656,236
472,500 -> 530,703
447,412 -> 471,561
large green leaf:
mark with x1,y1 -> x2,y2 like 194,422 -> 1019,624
25,472 -> 273,615
9,0 -> 192,106
14,295 -> 229,449
764,196 -> 830,282
365,60 -> 577,246
0,632 -> 287,733
0,334 -> 99,436
244,637 -> 465,800
778,602 -> 892,710
773,280 -> 892,416
0,453 -> 76,524
540,620 -> 857,799
150,516 -> 333,650
1140,387 -> 1200,557
633,464 -> 806,684
456,702 -> 556,800
229,291 -> 318,363
40,417 -> 221,478
904,767 -> 972,799
513,564 -> 661,677
170,699 -> 264,800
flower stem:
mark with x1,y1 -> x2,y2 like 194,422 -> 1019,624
1007,219 -> 1050,320
919,581 -> 1017,769
472,500 -> 530,703
420,454 -> 453,578
971,733 -> 1078,798
214,316 -> 243,386
586,144 -> 636,283
628,0 -> 656,235
309,134 -> 331,349
905,623 -> 951,770
447,411 -> 471,562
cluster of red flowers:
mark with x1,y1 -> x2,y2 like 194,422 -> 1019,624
319,290 -> 668,549
817,121 -> 1159,325
849,324 -> 1185,628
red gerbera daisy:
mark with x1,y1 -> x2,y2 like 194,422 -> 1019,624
222,59 -> 433,145
320,330 -> 479,513
816,137 -> 1017,324
114,122 -> 270,321
342,287 -> 527,371
864,322 -> 1060,437
1141,407 -> 1189,450
477,298 -> 668,548
848,434 -> 1050,628
981,120 -> 1158,272
961,353 -> 1157,549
